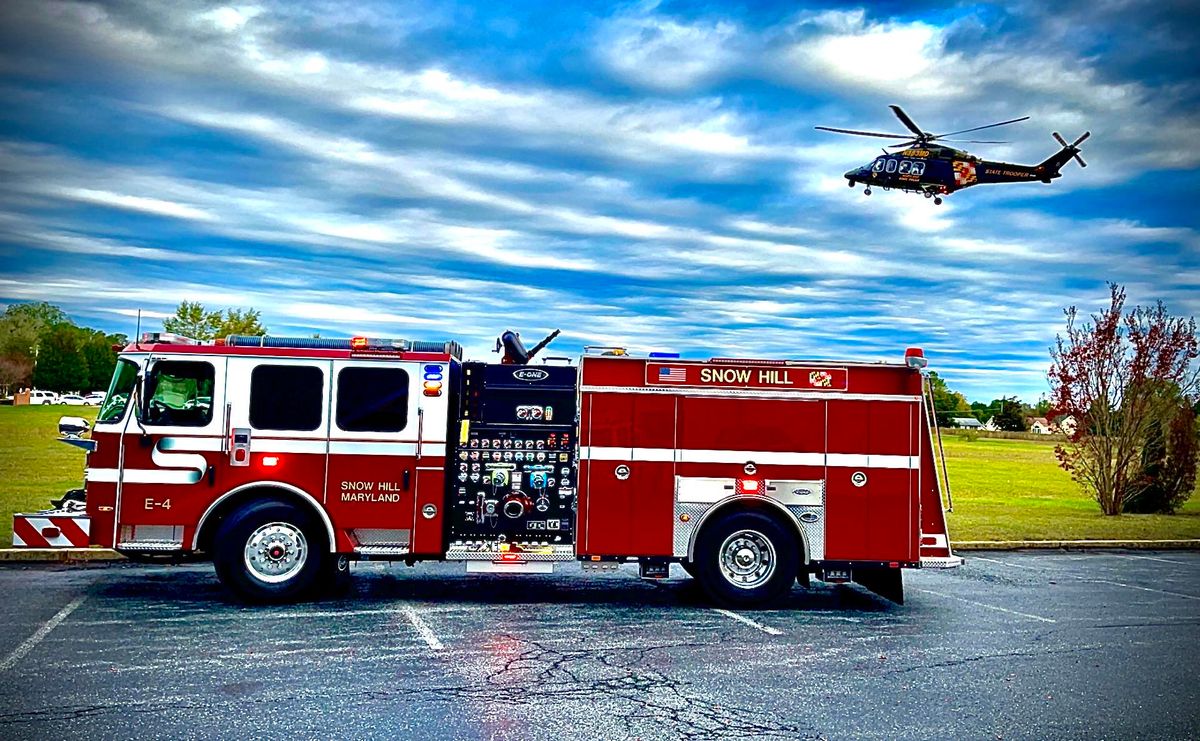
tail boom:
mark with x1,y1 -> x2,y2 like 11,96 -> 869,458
979,131 -> 1089,185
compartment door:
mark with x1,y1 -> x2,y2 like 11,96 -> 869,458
324,361 -> 428,553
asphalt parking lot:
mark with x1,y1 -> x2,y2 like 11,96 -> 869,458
1,551 -> 1198,740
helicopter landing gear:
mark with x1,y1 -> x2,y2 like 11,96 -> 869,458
934,196 -> 943,205
923,191 -> 933,199
847,179 -> 856,188
863,187 -> 872,196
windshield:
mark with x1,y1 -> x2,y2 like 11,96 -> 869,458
98,359 -> 139,423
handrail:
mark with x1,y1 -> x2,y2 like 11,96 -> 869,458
922,376 -> 954,512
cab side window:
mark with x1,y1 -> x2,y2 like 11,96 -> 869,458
898,161 -> 911,174
336,367 -> 410,432
885,159 -> 897,173
872,158 -> 885,173
250,365 -> 324,431
143,361 -> 214,427
912,162 -> 926,175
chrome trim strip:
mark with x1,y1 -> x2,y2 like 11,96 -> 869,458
683,494 -> 811,565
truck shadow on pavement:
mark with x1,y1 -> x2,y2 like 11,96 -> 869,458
90,562 -> 901,614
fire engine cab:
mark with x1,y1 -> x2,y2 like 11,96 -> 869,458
14,331 -> 961,607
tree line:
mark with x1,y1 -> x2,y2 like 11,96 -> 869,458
926,374 -> 1045,432
0,302 -> 126,395
0,301 -> 266,395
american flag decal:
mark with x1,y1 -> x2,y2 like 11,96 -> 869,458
658,366 -> 686,383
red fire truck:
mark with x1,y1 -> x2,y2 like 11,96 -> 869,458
14,331 -> 960,606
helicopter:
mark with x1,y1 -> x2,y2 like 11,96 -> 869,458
816,105 -> 1089,204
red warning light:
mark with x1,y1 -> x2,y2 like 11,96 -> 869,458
735,478 -> 761,495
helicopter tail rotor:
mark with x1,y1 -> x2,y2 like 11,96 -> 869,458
1052,131 -> 1089,168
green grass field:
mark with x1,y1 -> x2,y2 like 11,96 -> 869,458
943,435 -> 1200,541
1,405 -> 98,547
1,407 -> 1197,547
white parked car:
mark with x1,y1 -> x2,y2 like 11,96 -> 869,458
83,392 -> 106,405
28,390 -> 59,405
59,394 -> 87,406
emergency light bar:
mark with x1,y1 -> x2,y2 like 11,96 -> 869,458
141,332 -> 201,345
223,335 -> 463,358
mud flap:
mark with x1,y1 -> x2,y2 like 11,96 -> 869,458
853,568 -> 904,604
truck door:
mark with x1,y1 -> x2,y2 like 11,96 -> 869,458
224,356 -> 332,539
324,359 -> 444,556
115,355 -> 227,550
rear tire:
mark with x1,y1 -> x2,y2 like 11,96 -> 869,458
694,509 -> 799,608
213,499 -> 325,603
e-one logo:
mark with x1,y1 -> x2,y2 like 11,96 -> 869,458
513,368 -> 549,382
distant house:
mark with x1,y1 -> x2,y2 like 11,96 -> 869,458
982,416 -> 1002,432
1046,414 -> 1077,436
950,416 -> 982,429
1027,417 -> 1055,435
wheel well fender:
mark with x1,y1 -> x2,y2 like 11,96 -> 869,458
193,481 -> 336,553
686,495 -> 809,565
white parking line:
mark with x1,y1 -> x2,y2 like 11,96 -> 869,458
913,588 -> 1057,624
1091,579 -> 1200,602
0,595 -> 87,672
398,605 -> 445,651
1108,553 -> 1193,566
969,556 -> 1045,570
713,608 -> 783,635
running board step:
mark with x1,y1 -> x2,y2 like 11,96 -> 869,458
354,545 -> 411,556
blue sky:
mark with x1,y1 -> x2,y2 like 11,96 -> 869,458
1,0 -> 1196,402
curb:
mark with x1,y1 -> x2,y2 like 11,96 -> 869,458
952,539 -> 1200,551
0,548 -> 124,563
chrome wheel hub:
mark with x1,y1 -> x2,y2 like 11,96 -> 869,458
719,529 -> 776,589
244,522 -> 308,584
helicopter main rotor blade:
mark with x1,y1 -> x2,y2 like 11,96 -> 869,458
814,126 -> 912,139
889,105 -> 925,137
936,116 -> 1030,138
939,138 -> 1010,144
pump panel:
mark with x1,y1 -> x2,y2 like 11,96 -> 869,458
446,363 -> 578,550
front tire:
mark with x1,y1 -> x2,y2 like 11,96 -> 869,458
694,510 -> 799,608
213,499 -> 325,603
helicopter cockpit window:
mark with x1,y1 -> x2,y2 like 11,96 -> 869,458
898,161 -> 912,174
872,158 -> 885,172
912,162 -> 926,175
885,159 -> 897,173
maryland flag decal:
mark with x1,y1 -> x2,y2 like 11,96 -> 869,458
952,161 -> 977,186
